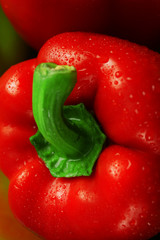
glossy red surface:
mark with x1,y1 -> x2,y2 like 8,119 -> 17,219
0,33 -> 159,240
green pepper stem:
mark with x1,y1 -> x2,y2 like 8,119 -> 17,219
32,63 -> 90,158
31,63 -> 106,177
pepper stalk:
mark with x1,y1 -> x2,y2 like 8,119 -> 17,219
30,63 -> 106,177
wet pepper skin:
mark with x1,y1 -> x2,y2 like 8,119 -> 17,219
0,0 -> 160,51
0,33 -> 160,240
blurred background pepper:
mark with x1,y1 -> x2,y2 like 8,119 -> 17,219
0,0 -> 160,52
0,5 -> 36,76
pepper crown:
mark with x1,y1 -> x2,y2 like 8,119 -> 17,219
30,63 -> 106,177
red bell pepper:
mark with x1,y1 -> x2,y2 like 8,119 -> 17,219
0,0 -> 160,51
0,32 -> 160,240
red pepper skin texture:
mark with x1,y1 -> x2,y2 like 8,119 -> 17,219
37,33 -> 160,155
0,33 -> 160,240
0,59 -> 37,179
0,0 -> 160,51
9,146 -> 160,240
